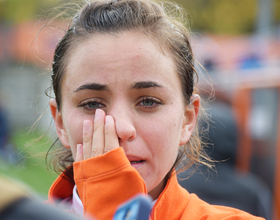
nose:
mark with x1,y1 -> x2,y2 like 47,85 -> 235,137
109,108 -> 136,143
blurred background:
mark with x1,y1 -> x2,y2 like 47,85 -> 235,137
0,0 -> 279,219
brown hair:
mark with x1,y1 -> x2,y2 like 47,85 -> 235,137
48,0 -> 212,176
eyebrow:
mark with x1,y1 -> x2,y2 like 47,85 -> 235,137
74,83 -> 109,92
131,81 -> 163,89
74,81 -> 163,93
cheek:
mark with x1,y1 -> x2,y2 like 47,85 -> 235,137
67,123 -> 83,144
65,121 -> 83,155
62,111 -> 89,152
142,112 -> 183,153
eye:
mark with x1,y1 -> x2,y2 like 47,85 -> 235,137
138,97 -> 162,109
79,99 -> 105,111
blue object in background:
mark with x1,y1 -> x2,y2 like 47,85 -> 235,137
113,194 -> 152,220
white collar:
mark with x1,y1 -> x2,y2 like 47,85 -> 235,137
71,185 -> 84,217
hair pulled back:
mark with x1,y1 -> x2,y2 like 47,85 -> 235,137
49,0 -> 211,175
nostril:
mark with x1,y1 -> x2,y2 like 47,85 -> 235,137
114,117 -> 136,141
117,132 -> 136,143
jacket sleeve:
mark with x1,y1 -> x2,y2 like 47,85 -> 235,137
73,147 -> 147,220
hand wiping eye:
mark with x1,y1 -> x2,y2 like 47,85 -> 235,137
75,108 -> 119,162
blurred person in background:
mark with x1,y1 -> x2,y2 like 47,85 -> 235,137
0,176 -> 86,220
178,94 -> 272,220
0,104 -> 9,151
0,103 -> 20,166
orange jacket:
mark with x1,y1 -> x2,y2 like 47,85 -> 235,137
48,148 -> 264,220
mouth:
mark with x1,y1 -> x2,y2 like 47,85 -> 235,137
130,160 -> 144,164
126,156 -> 145,170
129,160 -> 145,169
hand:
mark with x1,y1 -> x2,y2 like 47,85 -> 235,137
75,109 -> 119,162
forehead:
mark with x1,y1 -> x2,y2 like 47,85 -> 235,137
63,31 -> 182,91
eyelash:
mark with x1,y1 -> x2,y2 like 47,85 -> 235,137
79,99 -> 105,111
137,97 -> 162,109
79,97 -> 162,111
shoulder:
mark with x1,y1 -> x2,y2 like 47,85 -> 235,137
181,193 -> 265,220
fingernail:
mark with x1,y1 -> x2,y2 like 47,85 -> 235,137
83,120 -> 92,132
105,115 -> 113,124
77,144 -> 83,153
95,109 -> 102,119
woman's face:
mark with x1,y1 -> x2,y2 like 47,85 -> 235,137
50,31 -> 199,199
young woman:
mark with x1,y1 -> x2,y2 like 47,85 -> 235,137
47,0 -> 264,219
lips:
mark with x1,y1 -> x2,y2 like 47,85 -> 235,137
126,155 -> 145,169
130,160 -> 144,164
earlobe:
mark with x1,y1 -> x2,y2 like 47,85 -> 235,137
179,94 -> 200,145
49,99 -> 70,149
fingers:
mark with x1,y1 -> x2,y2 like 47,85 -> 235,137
83,120 -> 93,160
91,109 -> 106,157
104,115 -> 119,153
75,144 -> 83,162
77,109 -> 119,161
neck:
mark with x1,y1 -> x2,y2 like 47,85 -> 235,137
148,176 -> 168,200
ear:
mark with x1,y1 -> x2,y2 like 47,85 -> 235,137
180,94 -> 200,145
49,99 -> 70,149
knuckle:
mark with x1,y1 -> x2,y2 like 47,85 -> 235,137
94,122 -> 103,133
91,149 -> 102,157
104,148 -> 111,154
83,136 -> 91,144
104,128 -> 111,137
